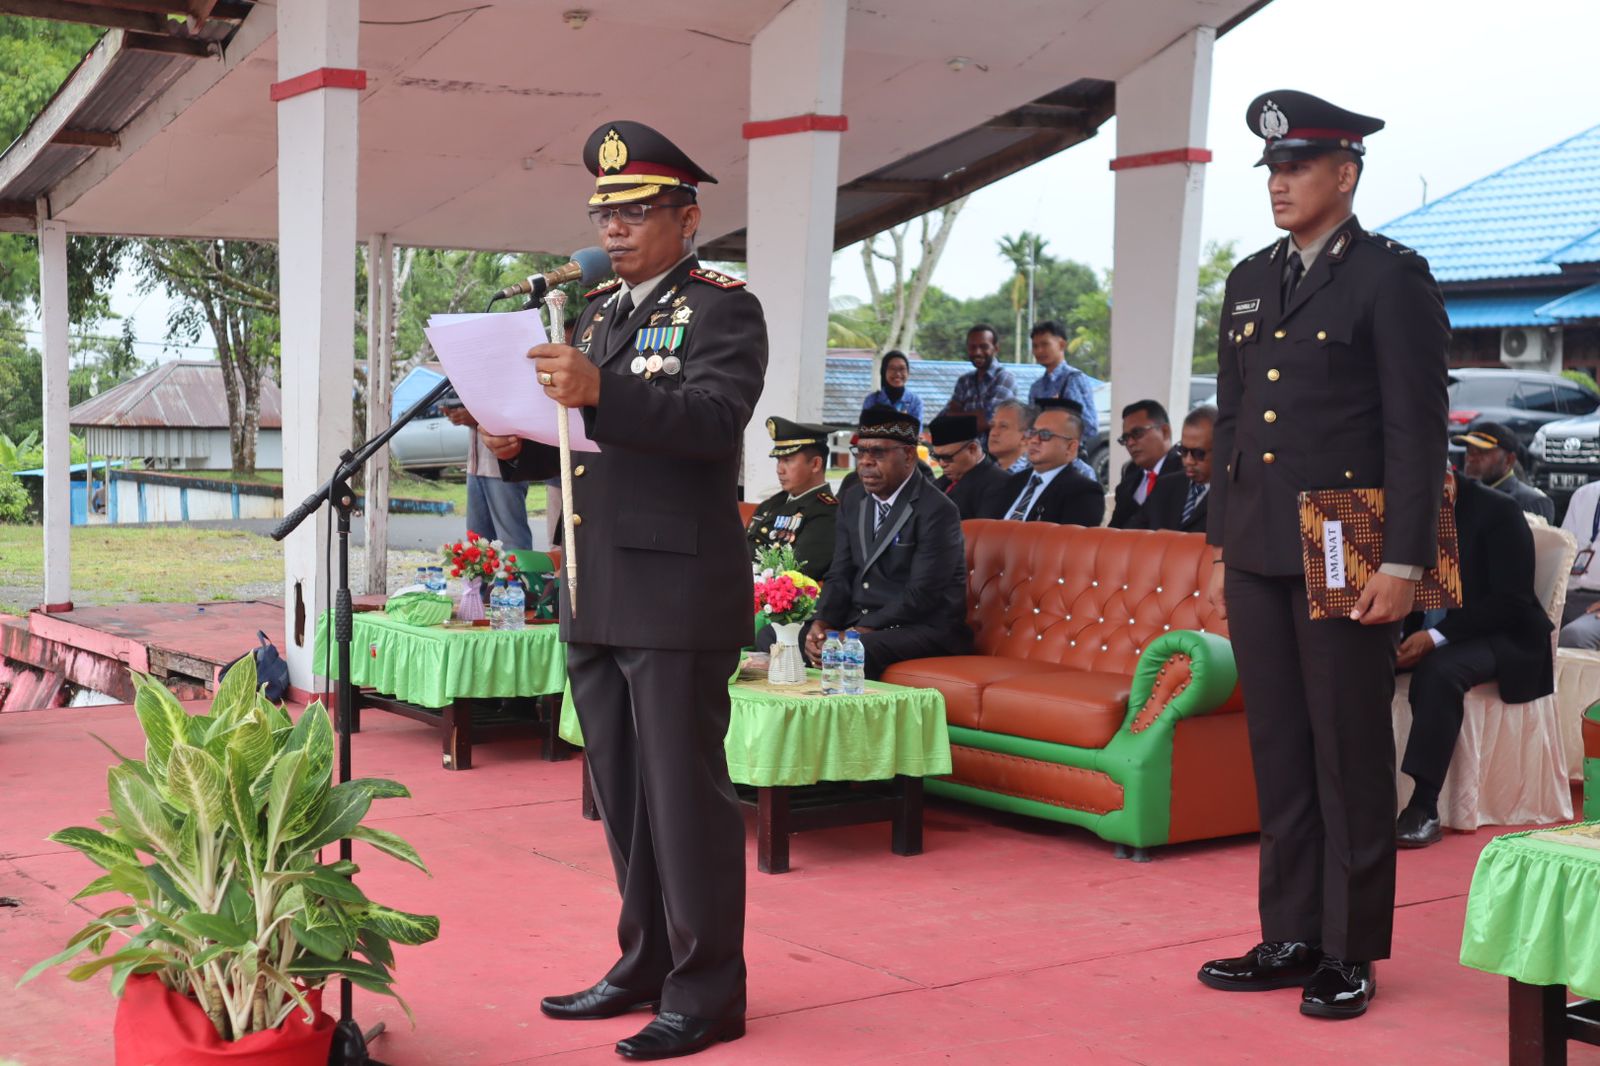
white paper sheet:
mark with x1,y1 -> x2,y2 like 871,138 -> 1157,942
424,309 -> 600,452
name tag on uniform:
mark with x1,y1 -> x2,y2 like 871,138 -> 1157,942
1323,520 -> 1347,589
1575,548 -> 1595,577
1232,299 -> 1260,315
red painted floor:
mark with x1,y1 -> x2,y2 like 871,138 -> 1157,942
2,700 -> 1595,1065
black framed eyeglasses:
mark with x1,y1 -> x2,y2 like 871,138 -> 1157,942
1023,428 -> 1077,444
1116,424 -> 1161,447
1175,445 -> 1209,461
587,203 -> 683,227
930,447 -> 968,464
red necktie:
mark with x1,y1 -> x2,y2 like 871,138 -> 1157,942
1143,469 -> 1158,497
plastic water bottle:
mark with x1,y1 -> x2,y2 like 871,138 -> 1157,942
820,631 -> 843,694
415,566 -> 429,588
841,629 -> 866,696
489,580 -> 507,630
504,579 -> 526,630
426,566 -> 445,593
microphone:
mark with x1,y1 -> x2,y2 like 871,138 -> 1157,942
492,246 -> 610,304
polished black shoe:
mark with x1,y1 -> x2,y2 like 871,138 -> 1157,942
1300,957 -> 1376,1019
540,979 -> 659,1021
1197,941 -> 1321,991
615,1012 -> 745,1060
1396,805 -> 1442,849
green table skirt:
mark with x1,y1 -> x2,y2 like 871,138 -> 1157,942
313,610 -> 566,709
560,671 -> 952,788
1461,821 -> 1600,998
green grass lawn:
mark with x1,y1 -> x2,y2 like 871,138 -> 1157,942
0,525 -> 284,616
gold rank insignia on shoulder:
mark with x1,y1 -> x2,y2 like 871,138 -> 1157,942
689,267 -> 747,290
817,492 -> 837,506
585,278 -> 622,300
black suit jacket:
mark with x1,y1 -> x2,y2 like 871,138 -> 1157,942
501,255 -> 768,650
937,457 -> 1009,521
816,475 -> 969,636
984,465 -> 1105,527
1405,474 -> 1553,703
1209,218 -> 1451,576
1110,448 -> 1186,529
1139,474 -> 1209,533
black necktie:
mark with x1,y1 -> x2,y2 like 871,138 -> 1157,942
1182,482 -> 1207,526
616,290 -> 635,322
1008,474 -> 1043,521
1282,252 -> 1304,306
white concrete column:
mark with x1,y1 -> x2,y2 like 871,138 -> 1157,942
741,0 -> 847,501
276,0 -> 360,690
37,211 -> 71,611
362,234 -> 393,596
1108,27 -> 1214,462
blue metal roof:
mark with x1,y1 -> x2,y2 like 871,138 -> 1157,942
1444,290 -> 1571,329
821,356 -> 1107,426
1537,282 -> 1600,322
1379,123 -> 1600,283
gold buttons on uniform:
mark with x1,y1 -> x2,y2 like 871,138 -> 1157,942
1316,330 -> 1327,341
1263,452 -> 1276,464
1263,410 -> 1277,423
1273,329 -> 1286,339
571,514 -> 583,527
1344,470 -> 1355,480
1267,368 -> 1280,381
574,464 -> 586,477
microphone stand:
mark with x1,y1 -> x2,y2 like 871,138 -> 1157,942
270,374 -> 453,1066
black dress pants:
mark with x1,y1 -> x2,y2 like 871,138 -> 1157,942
1400,638 -> 1498,799
566,642 -> 746,1019
1224,568 -> 1401,962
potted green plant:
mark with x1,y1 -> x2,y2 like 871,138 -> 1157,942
19,656 -> 439,1064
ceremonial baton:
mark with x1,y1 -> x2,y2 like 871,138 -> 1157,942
543,289 -> 579,616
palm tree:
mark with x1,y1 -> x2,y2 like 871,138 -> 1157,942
996,231 -> 1049,362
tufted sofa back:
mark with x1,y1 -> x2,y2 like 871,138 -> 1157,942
962,519 -> 1229,675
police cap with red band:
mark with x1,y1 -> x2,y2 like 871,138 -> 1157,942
1247,90 -> 1385,167
583,120 -> 718,206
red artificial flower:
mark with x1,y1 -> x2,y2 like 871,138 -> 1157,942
466,546 -> 481,562
507,554 -> 517,564
451,567 -> 462,577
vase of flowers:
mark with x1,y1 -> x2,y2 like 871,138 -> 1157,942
753,546 -> 821,685
441,531 -> 520,622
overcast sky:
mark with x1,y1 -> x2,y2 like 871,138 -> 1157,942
833,0 -> 1600,304
94,0 -> 1600,360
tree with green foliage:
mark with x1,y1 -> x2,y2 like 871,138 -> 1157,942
1192,240 -> 1238,374
996,231 -> 1048,362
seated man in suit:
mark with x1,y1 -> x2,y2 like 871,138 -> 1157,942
1454,422 -> 1555,523
806,406 -> 973,679
930,413 -> 1008,520
1140,405 -> 1215,533
745,416 -> 837,581
1109,399 -> 1185,529
984,399 -> 1104,526
1394,470 -> 1555,848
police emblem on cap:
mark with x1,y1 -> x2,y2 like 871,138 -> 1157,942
1259,100 -> 1289,139
597,128 -> 628,174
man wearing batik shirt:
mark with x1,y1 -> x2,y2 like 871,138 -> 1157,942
942,324 -> 1016,431
1027,320 -> 1099,439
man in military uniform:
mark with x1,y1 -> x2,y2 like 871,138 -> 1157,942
485,121 -> 763,1059
1196,91 -> 1449,1020
746,417 -> 838,581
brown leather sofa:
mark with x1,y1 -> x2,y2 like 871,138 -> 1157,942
882,519 -> 1257,855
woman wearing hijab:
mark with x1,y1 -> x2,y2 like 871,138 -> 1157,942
860,350 -> 925,431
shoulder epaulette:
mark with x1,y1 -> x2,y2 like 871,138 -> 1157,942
689,267 -> 747,290
585,278 -> 623,300
1239,238 -> 1282,266
817,492 -> 837,506
1362,232 -> 1418,256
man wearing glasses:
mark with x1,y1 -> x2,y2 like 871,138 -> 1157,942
484,121 -> 765,1059
985,399 -> 1104,526
806,406 -> 972,678
928,413 -> 1008,520
1109,399 -> 1184,529
1139,405 -> 1215,533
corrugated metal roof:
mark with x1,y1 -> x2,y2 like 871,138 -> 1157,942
69,360 -> 283,430
1379,123 -> 1600,283
1538,281 -> 1600,322
820,355 -> 1110,426
1443,290 -> 1571,329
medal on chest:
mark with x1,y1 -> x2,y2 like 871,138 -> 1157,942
631,321 -> 688,379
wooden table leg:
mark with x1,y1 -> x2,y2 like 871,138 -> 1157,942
892,775 -> 924,856
1509,979 -> 1567,1066
442,701 -> 473,771
539,694 -> 573,762
580,756 -> 600,821
757,787 -> 790,874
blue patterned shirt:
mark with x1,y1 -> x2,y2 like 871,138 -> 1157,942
1028,362 -> 1099,438
944,367 -> 1018,419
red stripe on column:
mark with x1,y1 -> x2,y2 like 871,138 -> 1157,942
742,113 -> 849,140
270,67 -> 368,102
40,601 -> 74,614
1108,147 -> 1213,171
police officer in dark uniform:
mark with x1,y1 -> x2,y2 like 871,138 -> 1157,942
1196,92 -> 1450,1020
485,120 -> 765,1059
746,417 -> 839,581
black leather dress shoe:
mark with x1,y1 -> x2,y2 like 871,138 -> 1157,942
615,1012 -> 745,1060
540,980 -> 659,1021
1300,957 -> 1376,1019
1197,941 -> 1321,991
1396,805 -> 1442,849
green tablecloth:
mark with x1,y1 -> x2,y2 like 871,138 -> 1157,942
559,670 -> 951,788
312,611 -> 566,709
1461,820 -> 1600,997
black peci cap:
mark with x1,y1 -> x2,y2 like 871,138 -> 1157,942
1247,90 -> 1384,167
927,414 -> 980,448
583,121 -> 717,206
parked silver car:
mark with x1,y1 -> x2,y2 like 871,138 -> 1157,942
1531,412 -> 1600,511
387,367 -> 472,472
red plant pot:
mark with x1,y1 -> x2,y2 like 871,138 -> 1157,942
114,973 -> 336,1065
